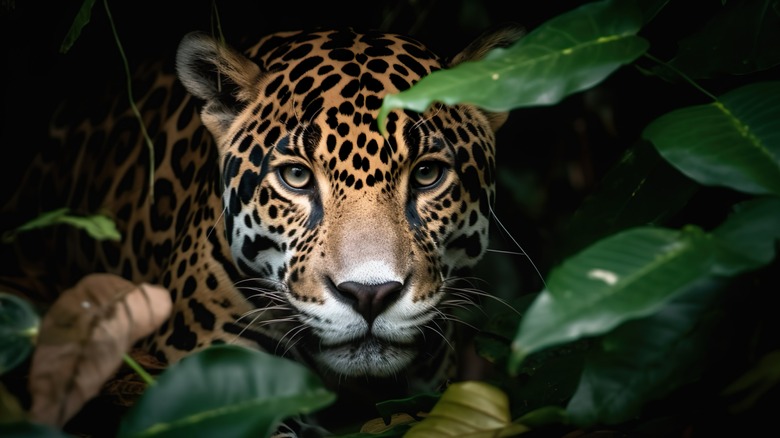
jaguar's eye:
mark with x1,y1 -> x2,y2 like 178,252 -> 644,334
412,161 -> 446,189
279,165 -> 312,189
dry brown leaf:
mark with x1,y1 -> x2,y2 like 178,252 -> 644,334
28,273 -> 171,427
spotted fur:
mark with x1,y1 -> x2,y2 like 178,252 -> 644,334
4,27 -> 521,400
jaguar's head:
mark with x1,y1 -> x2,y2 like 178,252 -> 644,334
175,28 -> 520,377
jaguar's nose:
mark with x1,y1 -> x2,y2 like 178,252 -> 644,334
334,281 -> 404,324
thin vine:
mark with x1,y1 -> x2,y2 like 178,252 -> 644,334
103,0 -> 156,202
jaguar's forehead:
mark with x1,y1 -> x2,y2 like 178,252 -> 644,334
242,29 -> 444,132
248,29 -> 442,82
225,29 -> 468,190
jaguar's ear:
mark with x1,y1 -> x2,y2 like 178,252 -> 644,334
449,25 -> 525,132
176,32 -> 262,143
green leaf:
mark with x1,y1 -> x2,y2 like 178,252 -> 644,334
711,197 -> 780,275
118,345 -> 335,438
511,195 -> 780,373
668,0 -> 780,78
2,208 -> 121,243
404,381 -> 529,437
509,226 -> 717,372
0,293 -> 39,375
60,0 -> 97,54
566,278 -> 726,426
58,214 -> 121,241
376,0 -> 648,134
643,81 -> 780,196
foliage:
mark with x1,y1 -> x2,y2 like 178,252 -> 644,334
377,0 -> 780,435
118,345 -> 335,438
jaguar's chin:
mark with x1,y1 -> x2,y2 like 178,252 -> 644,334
314,336 -> 418,377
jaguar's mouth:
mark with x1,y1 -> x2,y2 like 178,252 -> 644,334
320,333 -> 416,350
314,335 -> 419,377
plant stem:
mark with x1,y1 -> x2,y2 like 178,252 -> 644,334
123,354 -> 156,386
103,0 -> 156,203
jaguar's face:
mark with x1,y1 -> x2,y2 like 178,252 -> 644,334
176,29 -> 513,377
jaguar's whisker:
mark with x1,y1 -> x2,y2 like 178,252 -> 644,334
489,206 -> 548,289
423,322 -> 455,352
278,324 -> 310,357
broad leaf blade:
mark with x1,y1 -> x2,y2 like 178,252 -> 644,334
377,0 -> 648,133
118,345 -> 335,438
509,226 -> 716,372
567,278 -> 725,426
405,381 -> 528,437
643,81 -> 780,195
0,293 -> 39,374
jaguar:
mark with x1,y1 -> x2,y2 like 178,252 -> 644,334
3,24 -> 521,431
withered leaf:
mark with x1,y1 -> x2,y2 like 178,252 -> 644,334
29,273 -> 171,427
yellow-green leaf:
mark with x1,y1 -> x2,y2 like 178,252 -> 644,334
405,381 -> 529,437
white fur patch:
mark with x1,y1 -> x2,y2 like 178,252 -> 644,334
337,260 -> 402,285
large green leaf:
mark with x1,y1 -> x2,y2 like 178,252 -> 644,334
509,226 -> 716,372
510,197 -> 780,373
566,278 -> 725,426
643,81 -> 780,196
376,0 -> 648,134
0,293 -> 39,375
118,345 -> 335,438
